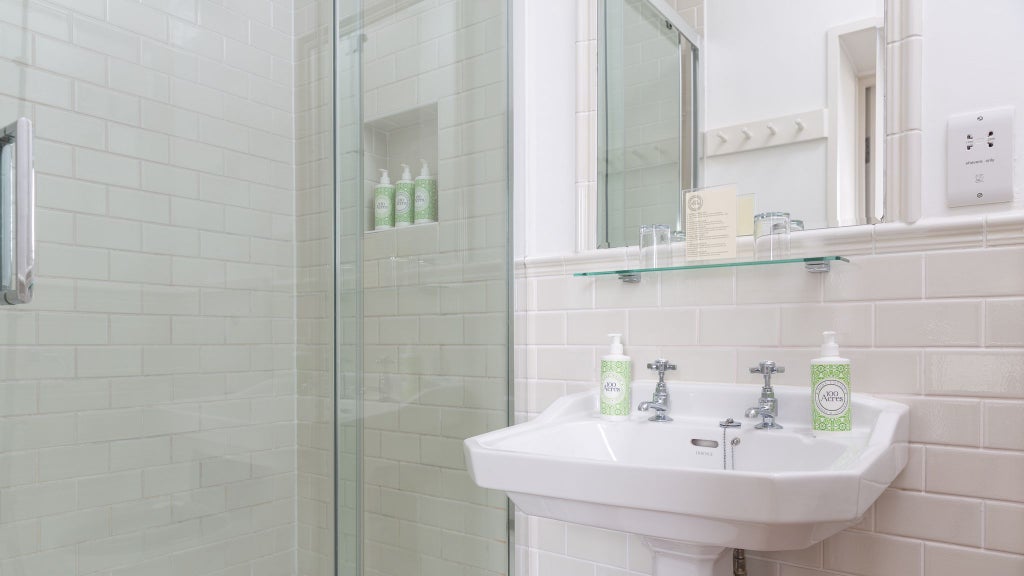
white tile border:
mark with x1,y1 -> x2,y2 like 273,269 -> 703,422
985,212 -> 1024,247
885,0 -> 923,224
873,215 -> 985,254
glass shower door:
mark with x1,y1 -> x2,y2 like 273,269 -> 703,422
2,2 -> 301,575
335,0 -> 512,574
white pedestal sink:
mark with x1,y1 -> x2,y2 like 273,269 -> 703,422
464,382 -> 909,575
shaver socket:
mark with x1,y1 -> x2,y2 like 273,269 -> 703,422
946,107 -> 1014,207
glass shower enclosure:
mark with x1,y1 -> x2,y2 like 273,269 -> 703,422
0,0 -> 509,573
333,1 -> 512,575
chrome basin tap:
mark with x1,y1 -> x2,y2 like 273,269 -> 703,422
638,359 -> 676,422
745,361 -> 784,429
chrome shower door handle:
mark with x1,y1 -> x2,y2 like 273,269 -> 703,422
0,117 -> 35,305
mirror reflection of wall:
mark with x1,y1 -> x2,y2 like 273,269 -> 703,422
704,0 -> 883,231
600,0 -> 699,248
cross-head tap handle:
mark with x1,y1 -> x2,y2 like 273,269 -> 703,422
647,359 -> 677,373
749,360 -> 784,375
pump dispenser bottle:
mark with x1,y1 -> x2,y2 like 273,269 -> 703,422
600,333 -> 632,420
374,168 -> 395,230
414,159 -> 437,224
811,331 -> 851,433
395,163 -> 414,227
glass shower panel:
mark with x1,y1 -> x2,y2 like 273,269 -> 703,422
335,0 -> 511,574
335,1 -> 364,575
1,2 -> 297,575
298,0 -> 345,574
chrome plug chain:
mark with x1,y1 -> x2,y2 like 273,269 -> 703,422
719,418 -> 741,470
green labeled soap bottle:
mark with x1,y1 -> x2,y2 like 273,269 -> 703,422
811,331 -> 851,433
373,168 -> 395,230
414,159 -> 437,224
600,333 -> 632,420
394,163 -> 414,227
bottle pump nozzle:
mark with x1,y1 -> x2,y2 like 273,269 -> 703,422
607,333 -> 623,355
378,168 -> 390,185
821,331 -> 839,356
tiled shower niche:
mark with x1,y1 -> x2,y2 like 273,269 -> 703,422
363,103 -> 440,233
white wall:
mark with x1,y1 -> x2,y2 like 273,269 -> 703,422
704,0 -> 881,128
514,0 -> 578,258
0,1 -> 298,574
921,0 -> 1024,218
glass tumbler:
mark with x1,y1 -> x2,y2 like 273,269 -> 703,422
753,212 -> 791,261
639,224 -> 672,269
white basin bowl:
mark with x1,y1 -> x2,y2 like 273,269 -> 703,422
465,381 -> 908,551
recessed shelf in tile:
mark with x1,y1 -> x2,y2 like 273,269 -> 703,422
364,103 -> 439,233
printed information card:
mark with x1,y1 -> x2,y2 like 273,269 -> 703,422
684,185 -> 738,261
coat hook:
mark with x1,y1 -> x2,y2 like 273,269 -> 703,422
795,118 -> 806,131
716,132 -> 728,143
766,123 -> 777,135
741,127 -> 752,139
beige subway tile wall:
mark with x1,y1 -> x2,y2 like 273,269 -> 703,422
517,217 -> 1024,576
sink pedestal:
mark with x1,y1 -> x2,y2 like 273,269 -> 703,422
643,538 -> 723,576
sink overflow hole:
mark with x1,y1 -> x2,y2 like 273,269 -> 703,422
691,439 -> 719,448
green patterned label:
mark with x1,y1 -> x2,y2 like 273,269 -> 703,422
395,182 -> 414,225
414,177 -> 437,222
812,363 -> 851,431
600,360 -> 632,417
374,185 -> 395,229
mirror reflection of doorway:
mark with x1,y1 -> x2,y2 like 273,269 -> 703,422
828,20 -> 885,226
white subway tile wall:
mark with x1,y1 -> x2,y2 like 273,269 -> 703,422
0,0 -> 303,574
517,216 -> 1024,575
293,0 -> 335,572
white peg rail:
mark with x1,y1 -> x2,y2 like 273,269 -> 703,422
703,109 -> 827,157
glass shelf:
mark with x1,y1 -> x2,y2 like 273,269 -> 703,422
574,256 -> 849,282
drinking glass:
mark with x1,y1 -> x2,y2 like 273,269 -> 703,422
753,212 -> 791,260
639,224 -> 672,269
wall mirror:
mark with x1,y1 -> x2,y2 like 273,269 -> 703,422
598,0 -> 885,248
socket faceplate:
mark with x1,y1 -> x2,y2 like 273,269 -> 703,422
946,107 -> 1014,207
